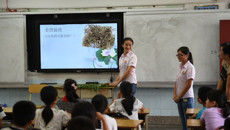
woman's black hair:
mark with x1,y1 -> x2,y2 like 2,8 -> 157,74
221,42 -> 230,55
123,37 -> 134,45
64,78 -> 80,102
120,81 -> 135,116
177,46 -> 193,64
71,101 -> 96,121
40,86 -> 58,126
91,94 -> 108,113
67,116 -> 95,130
206,90 -> 230,118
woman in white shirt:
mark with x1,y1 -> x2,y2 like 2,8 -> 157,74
173,46 -> 195,130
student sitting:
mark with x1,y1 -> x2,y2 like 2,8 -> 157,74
34,86 -> 71,130
71,101 -> 109,130
200,90 -> 230,130
190,87 -> 213,119
57,78 -> 80,113
109,81 -> 144,129
91,94 -> 117,130
1,101 -> 36,130
0,105 -> 6,128
67,116 -> 95,130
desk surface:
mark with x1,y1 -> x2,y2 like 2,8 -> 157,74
187,119 -> 201,128
3,106 -> 43,114
2,107 -> 12,114
116,118 -> 143,128
186,108 -> 202,115
105,108 -> 150,115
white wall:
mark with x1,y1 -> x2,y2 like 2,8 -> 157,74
0,0 -> 216,9
0,0 -> 228,11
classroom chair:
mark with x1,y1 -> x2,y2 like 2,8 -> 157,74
28,84 -> 47,108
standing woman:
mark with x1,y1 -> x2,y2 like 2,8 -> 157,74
109,37 -> 137,95
217,42 -> 230,101
173,46 -> 195,130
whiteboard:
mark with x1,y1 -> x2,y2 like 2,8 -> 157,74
125,11 -> 229,83
0,15 -> 25,83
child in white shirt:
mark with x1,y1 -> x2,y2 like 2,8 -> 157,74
109,81 -> 144,129
34,86 -> 71,130
92,94 -> 117,130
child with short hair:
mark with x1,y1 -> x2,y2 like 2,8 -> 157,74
200,90 -> 230,130
67,116 -> 95,130
190,87 -> 212,119
34,86 -> 70,130
91,94 -> 117,130
71,101 -> 109,130
1,100 -> 36,130
57,78 -> 80,113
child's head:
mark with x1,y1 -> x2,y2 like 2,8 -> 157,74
197,87 -> 213,105
91,94 -> 108,113
13,100 -> 36,128
67,116 -> 95,130
64,78 -> 77,92
120,81 -> 133,98
40,86 -> 58,126
206,90 -> 230,118
71,101 -> 96,121
120,81 -> 135,116
64,78 -> 79,102
40,86 -> 58,106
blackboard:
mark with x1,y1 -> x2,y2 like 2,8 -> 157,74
0,15 -> 25,83
125,11 -> 229,84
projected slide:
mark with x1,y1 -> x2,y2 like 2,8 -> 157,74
40,23 -> 118,69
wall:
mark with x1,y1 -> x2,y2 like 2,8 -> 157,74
0,0 -> 227,117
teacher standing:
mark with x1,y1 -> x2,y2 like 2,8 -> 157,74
217,42 -> 230,101
173,46 -> 195,130
109,37 -> 137,95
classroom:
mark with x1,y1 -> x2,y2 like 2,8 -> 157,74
0,0 -> 230,129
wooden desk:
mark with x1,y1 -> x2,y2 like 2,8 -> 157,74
187,119 -> 202,130
2,107 -> 12,114
105,108 -> 150,130
2,105 -> 43,114
116,118 -> 143,130
186,108 -> 202,115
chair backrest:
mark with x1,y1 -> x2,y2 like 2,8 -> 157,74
28,84 -> 48,101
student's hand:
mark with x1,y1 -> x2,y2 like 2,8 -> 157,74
65,111 -> 71,117
96,112 -> 105,121
189,114 -> 197,119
